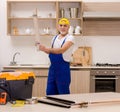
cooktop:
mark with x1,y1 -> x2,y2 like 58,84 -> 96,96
96,63 -> 120,67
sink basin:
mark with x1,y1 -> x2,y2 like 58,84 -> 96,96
8,64 -> 49,68
19,64 -> 34,66
9,64 -> 34,66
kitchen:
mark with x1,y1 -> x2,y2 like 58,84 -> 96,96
1,0 -> 120,111
1,0 -> 120,68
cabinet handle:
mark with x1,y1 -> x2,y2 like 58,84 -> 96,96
93,77 -> 118,80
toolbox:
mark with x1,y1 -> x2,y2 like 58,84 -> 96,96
0,71 -> 35,102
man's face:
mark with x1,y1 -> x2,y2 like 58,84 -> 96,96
58,24 -> 70,36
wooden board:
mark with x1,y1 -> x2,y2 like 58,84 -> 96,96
72,46 -> 92,66
44,92 -> 120,108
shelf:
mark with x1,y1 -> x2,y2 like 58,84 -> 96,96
10,34 -> 55,37
10,34 -> 35,36
8,17 -> 56,20
71,32 -> 82,37
8,17 -> 33,20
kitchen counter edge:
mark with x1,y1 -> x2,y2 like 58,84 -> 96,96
3,65 -> 120,70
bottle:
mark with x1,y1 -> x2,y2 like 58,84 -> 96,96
46,27 -> 50,34
13,26 -> 19,35
60,9 -> 65,18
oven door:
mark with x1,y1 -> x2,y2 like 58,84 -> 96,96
90,75 -> 120,92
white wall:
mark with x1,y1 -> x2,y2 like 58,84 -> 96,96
1,0 -> 120,70
80,36 -> 120,64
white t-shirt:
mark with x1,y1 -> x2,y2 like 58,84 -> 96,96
51,34 -> 75,62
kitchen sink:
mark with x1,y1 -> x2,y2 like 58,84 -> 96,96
8,64 -> 49,68
19,64 -> 34,66
9,64 -> 36,66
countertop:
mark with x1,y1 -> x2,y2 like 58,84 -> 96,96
1,92 -> 120,112
3,64 -> 120,70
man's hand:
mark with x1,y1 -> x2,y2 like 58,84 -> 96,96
39,44 -> 50,54
35,42 -> 40,46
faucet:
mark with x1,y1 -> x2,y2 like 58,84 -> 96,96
10,52 -> 20,65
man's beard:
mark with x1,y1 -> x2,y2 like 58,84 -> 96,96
59,31 -> 68,36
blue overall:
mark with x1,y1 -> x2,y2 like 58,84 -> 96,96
46,35 -> 71,95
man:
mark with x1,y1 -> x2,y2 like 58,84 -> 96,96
39,18 -> 75,95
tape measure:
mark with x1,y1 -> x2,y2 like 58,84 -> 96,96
0,92 -> 7,105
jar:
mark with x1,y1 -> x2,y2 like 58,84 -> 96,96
75,26 -> 81,34
68,26 -> 74,35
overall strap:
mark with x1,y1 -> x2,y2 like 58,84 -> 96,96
52,35 -> 67,48
61,37 -> 67,47
52,35 -> 58,48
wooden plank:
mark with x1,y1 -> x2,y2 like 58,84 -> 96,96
45,92 -> 120,108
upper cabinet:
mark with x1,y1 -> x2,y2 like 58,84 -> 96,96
7,0 -> 57,36
83,2 -> 120,36
7,1 -> 120,37
57,1 -> 83,35
7,0 -> 83,37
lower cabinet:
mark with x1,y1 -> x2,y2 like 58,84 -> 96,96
3,67 -> 90,97
70,70 -> 90,94
33,69 -> 90,96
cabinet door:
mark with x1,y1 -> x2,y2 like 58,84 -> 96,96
32,69 -> 48,97
83,2 -> 120,36
70,70 -> 90,94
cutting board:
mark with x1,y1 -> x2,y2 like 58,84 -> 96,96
72,46 -> 92,66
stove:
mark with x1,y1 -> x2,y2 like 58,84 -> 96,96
95,63 -> 120,67
90,64 -> 120,93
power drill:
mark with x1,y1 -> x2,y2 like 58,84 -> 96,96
0,92 -> 7,105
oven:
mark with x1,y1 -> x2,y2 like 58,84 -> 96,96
90,69 -> 120,92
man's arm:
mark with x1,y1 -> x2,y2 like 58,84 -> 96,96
39,41 -> 73,54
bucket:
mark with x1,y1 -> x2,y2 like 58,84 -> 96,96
69,8 -> 78,18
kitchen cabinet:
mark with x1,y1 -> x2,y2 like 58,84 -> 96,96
3,66 -> 91,96
70,69 -> 90,93
7,0 -> 83,37
7,1 -> 120,37
83,2 -> 120,36
7,0 -> 57,36
33,69 -> 48,97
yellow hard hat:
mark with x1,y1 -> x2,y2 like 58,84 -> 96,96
58,18 -> 70,25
